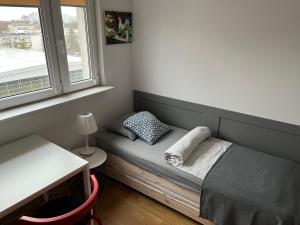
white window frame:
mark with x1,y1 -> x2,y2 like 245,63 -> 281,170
51,0 -> 100,93
0,0 -> 100,111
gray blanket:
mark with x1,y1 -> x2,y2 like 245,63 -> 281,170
200,144 -> 300,225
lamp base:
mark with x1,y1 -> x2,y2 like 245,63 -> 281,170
79,147 -> 96,156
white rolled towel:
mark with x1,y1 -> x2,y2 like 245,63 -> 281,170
164,126 -> 211,167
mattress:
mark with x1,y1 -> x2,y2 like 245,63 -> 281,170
96,125 -> 203,193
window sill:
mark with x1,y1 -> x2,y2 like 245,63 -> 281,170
0,86 -> 114,122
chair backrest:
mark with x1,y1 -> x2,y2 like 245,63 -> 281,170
18,175 -> 99,225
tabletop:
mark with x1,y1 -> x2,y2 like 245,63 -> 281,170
0,135 -> 88,219
72,147 -> 107,170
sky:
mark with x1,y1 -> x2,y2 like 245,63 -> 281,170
0,7 -> 37,21
0,6 -> 76,21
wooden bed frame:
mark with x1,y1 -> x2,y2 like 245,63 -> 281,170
104,153 -> 214,225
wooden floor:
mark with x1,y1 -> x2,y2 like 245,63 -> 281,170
96,177 -> 201,225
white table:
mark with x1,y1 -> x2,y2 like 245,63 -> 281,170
72,147 -> 107,170
0,135 -> 91,219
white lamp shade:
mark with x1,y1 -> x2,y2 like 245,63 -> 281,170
77,113 -> 98,135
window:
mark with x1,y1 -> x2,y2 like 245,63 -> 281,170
0,0 -> 99,110
61,4 -> 91,83
0,4 -> 51,99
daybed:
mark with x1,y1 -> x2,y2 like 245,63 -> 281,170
97,125 -> 209,224
96,91 -> 300,225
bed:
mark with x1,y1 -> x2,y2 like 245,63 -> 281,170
97,125 -> 203,191
96,125 -> 212,224
96,91 -> 300,225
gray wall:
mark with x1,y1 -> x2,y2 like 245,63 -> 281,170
135,91 -> 300,164
131,0 -> 300,126
0,0 -> 133,148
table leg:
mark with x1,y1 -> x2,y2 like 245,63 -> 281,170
83,166 -> 95,225
83,166 -> 91,198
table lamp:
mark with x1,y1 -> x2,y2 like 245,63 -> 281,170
77,112 -> 98,156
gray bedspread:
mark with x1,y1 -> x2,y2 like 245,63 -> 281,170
96,126 -> 203,192
200,144 -> 300,225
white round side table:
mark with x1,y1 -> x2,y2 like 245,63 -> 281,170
72,147 -> 107,170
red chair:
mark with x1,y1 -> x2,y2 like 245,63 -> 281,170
18,175 -> 102,225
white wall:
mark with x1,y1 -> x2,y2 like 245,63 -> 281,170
132,0 -> 300,125
0,0 -> 133,147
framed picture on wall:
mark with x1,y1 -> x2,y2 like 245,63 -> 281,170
104,11 -> 132,45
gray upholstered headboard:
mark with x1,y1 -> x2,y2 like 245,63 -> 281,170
134,91 -> 300,164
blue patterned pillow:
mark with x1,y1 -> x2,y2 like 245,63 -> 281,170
123,111 -> 171,145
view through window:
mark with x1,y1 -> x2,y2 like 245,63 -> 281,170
0,0 -> 98,110
0,1 -> 91,100
0,6 -> 50,99
61,4 -> 91,83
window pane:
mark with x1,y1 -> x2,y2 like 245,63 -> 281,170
61,4 -> 91,84
0,5 -> 51,99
